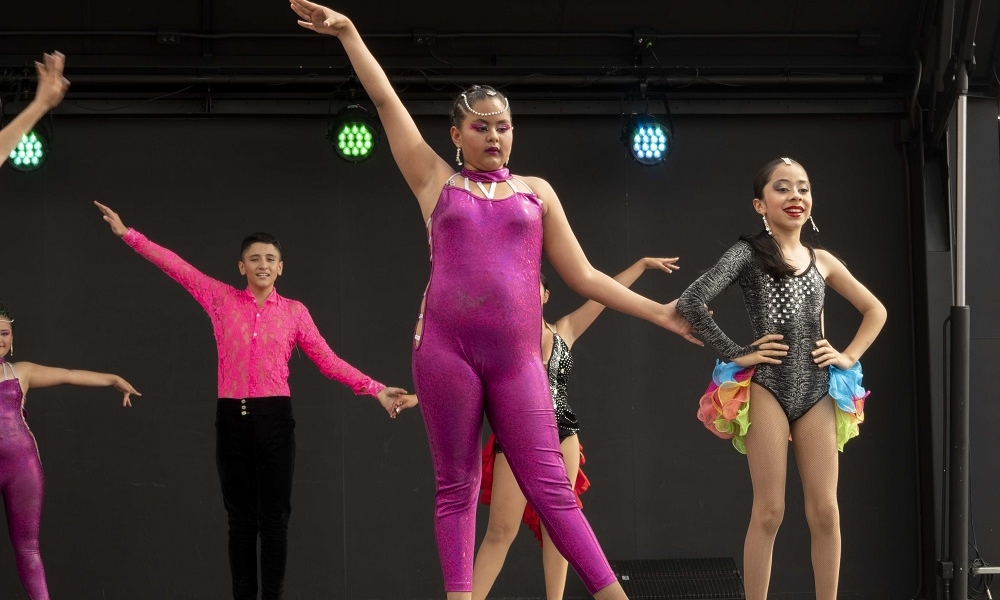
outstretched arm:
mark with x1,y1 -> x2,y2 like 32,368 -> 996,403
94,201 -> 229,309
555,257 -> 679,349
812,250 -> 887,369
534,178 -> 699,344
289,0 -> 452,219
16,362 -> 140,407
0,52 -> 69,166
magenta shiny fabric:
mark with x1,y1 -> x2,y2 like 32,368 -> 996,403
412,171 -> 615,593
0,362 -> 48,599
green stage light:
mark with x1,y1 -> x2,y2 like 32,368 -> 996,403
7,129 -> 47,172
622,114 -> 671,166
329,104 -> 381,163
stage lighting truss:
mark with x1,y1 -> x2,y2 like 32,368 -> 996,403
6,128 -> 48,172
329,104 -> 381,163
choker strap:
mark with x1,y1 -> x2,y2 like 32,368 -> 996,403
461,168 -> 510,183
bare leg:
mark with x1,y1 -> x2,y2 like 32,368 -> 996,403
790,397 -> 840,600
539,435 -> 582,600
742,384 -> 791,600
592,581 -> 628,600
472,452 -> 529,600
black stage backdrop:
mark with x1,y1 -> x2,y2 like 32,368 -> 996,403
0,113 -> 919,599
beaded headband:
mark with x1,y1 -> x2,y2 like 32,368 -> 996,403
780,157 -> 793,165
0,320 -> 11,324
461,91 -> 510,117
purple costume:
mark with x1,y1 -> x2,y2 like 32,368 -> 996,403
411,168 -> 615,593
0,359 -> 48,599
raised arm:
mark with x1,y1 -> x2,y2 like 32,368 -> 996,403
812,249 -> 887,369
555,257 -> 679,349
94,201 -> 229,310
290,0 -> 452,219
16,361 -> 140,407
0,52 -> 69,166
532,178 -> 698,345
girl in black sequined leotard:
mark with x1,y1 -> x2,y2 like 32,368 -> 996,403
679,241 -> 829,420
677,158 -> 886,600
474,258 -> 680,600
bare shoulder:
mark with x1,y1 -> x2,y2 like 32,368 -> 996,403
814,248 -> 848,280
514,174 -> 552,194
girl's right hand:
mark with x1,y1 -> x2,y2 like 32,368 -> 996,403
290,0 -> 351,37
732,333 -> 788,367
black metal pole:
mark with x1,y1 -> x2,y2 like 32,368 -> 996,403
947,305 -> 970,600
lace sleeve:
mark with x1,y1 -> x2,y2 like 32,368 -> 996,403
677,242 -> 757,360
294,305 -> 386,398
122,228 -> 230,312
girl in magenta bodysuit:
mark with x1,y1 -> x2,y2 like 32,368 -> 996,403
289,3 -> 699,599
0,304 -> 139,600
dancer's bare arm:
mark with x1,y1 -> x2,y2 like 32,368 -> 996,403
16,362 -> 140,406
556,257 -> 680,348
290,0 -> 452,220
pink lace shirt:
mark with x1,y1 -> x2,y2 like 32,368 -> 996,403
123,229 -> 385,399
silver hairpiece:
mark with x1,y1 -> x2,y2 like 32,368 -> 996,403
462,93 -> 510,117
780,157 -> 793,165
0,319 -> 12,324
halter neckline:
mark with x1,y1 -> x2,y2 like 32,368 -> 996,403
461,167 -> 510,183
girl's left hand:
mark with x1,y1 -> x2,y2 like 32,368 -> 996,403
812,339 -> 854,369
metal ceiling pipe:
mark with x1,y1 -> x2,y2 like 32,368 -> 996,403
55,73 -> 885,86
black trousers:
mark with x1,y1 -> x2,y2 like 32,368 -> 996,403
216,397 -> 295,600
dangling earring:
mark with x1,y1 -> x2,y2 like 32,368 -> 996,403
455,147 -> 463,166
504,151 -> 510,167
9,344 -> 12,357
762,214 -> 772,236
809,215 -> 819,233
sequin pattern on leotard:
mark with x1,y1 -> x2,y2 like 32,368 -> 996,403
677,240 -> 829,421
547,332 -> 580,436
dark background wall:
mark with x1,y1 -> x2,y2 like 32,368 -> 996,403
965,98 -> 1000,595
0,113 -> 917,599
